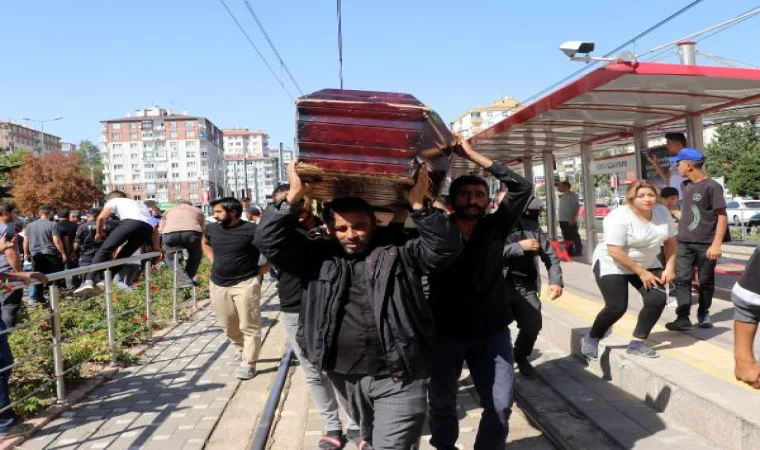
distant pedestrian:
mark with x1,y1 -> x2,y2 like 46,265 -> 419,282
202,197 -> 267,380
74,209 -> 103,269
23,206 -> 67,305
732,245 -> 760,389
647,132 -> 688,198
240,197 -> 252,221
665,148 -> 727,331
557,181 -> 583,256
159,200 -> 205,288
581,181 -> 676,360
245,206 -> 261,223
502,197 -> 563,379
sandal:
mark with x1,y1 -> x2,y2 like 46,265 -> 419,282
318,432 -> 347,450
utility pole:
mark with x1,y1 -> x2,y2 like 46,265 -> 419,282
679,42 -> 705,150
253,164 -> 259,206
278,142 -> 284,182
243,155 -> 248,199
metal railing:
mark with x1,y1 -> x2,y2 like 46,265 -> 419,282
0,248 -> 199,415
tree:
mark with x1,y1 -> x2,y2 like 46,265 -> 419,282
10,152 -> 102,212
705,121 -> 760,198
77,139 -> 105,193
0,149 -> 26,199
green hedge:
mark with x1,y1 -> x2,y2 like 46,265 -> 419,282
8,259 -> 210,417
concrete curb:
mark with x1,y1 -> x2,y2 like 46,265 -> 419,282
540,300 -> 760,450
1,299 -> 211,450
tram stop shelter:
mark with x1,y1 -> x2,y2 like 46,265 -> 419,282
465,60 -> 760,261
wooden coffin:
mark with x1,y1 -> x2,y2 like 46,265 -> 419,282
296,89 -> 455,207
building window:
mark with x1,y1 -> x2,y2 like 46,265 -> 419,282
188,172 -> 197,178
155,151 -> 167,160
169,121 -> 176,128
170,141 -> 178,149
173,183 -> 181,190
143,163 -> 154,169
186,152 -> 196,158
130,153 -> 138,160
111,123 -> 121,130
111,143 -> 122,150
133,195 -> 141,200
172,172 -> 180,179
169,131 -> 177,139
114,175 -> 124,181
171,152 -> 178,159
129,143 -> 138,150
112,154 -> 123,162
201,151 -> 208,158
131,164 -> 140,171
187,161 -> 196,168
189,182 -> 198,190
113,164 -> 123,170
189,192 -> 199,200
111,133 -> 121,140
144,173 -> 155,180
186,120 -> 195,128
171,163 -> 179,168
186,130 -> 196,138
143,152 -> 154,160
133,184 -> 141,192
186,141 -> 196,148
130,122 -> 138,129
129,132 -> 138,140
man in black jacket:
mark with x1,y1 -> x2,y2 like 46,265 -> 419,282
502,197 -> 563,379
256,162 -> 463,450
428,135 -> 533,450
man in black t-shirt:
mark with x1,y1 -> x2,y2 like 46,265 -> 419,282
57,209 -> 80,289
665,148 -> 727,331
202,197 -> 268,380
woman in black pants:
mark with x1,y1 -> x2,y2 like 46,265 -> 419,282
581,180 -> 677,359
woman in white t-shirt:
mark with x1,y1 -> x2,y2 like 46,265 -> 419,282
581,180 -> 677,360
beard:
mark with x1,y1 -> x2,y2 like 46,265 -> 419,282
339,235 -> 371,256
454,204 -> 487,220
217,216 -> 233,227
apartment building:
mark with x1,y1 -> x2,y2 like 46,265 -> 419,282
224,156 -> 280,206
60,142 -> 77,154
450,97 -> 521,139
0,121 -> 62,154
101,106 -> 224,206
222,128 -> 269,157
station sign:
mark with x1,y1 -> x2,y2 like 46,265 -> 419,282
590,153 -> 637,175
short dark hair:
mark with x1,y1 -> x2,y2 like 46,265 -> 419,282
660,187 -> 679,198
39,205 -> 54,215
272,183 -> 290,199
449,175 -> 489,197
58,208 -> 71,219
322,197 -> 375,226
178,200 -> 193,206
0,202 -> 16,216
559,181 -> 572,189
144,200 -> 158,208
107,190 -> 127,199
240,197 -> 251,202
247,206 -> 261,217
665,132 -> 687,147
88,208 -> 102,217
210,197 -> 243,219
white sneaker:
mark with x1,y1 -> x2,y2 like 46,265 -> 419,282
236,367 -> 256,380
74,281 -> 101,297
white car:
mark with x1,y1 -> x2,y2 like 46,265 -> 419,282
726,199 -> 760,226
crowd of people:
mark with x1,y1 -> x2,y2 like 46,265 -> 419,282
0,130 -> 758,446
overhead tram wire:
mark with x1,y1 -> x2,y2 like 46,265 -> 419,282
216,0 -> 294,100
520,0 -> 704,105
241,0 -> 304,96
337,0 -> 344,89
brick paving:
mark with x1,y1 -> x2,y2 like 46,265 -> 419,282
20,282 -> 280,450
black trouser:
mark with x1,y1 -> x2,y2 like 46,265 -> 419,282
85,220 -> 154,283
590,262 -> 666,340
31,253 -> 64,303
162,231 -> 203,283
507,282 -> 542,362
559,221 -> 583,255
675,242 -> 717,319
0,290 -> 22,329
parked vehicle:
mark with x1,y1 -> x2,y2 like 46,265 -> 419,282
726,199 -> 760,226
747,212 -> 760,229
579,202 -> 612,219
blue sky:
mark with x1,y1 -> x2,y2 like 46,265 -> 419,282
1,0 -> 758,149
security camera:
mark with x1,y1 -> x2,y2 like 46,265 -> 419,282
559,41 -> 595,58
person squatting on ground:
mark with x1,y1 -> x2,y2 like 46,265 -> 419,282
202,197 -> 268,381
267,187 -> 361,450
256,162 -> 463,450
75,191 -> 158,296
732,244 -> 760,389
159,200 -> 206,288
427,135 -> 533,450
581,180 -> 677,360
502,197 -> 563,379
665,148 -> 728,331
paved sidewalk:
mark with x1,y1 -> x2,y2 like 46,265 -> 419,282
20,282 -> 282,450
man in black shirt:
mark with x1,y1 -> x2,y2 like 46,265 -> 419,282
256,162 -> 463,450
428,136 -> 532,450
665,148 -> 728,331
202,197 -> 267,380
57,209 -> 80,289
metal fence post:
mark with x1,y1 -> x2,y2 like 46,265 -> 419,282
104,269 -> 117,365
144,261 -> 152,335
48,284 -> 66,403
172,251 -> 179,323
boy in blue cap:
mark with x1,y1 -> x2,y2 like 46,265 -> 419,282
665,148 -> 728,331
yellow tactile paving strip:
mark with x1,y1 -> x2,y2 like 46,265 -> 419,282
540,286 -> 755,392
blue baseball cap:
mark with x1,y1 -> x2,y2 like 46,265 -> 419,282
669,148 -> 705,163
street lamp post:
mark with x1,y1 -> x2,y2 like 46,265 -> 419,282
21,116 -> 63,156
